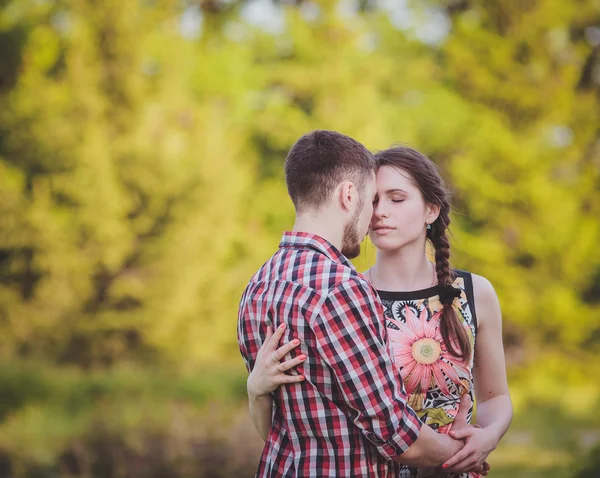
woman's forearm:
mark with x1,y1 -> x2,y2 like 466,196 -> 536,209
249,392 -> 274,441
244,323 -> 304,441
476,394 -> 513,443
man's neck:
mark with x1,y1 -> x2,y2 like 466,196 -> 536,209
292,214 -> 343,252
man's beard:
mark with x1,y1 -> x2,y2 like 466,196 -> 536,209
341,198 -> 363,259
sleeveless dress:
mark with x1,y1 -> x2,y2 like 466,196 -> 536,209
377,270 -> 479,478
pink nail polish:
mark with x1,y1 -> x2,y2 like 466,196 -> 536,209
279,323 -> 286,329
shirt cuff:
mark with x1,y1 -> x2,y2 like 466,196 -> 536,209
366,408 -> 423,460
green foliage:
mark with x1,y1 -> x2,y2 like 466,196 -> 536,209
0,0 -> 599,475
576,442 -> 600,477
0,360 -> 251,475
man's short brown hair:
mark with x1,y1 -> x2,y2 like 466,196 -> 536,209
285,130 -> 376,212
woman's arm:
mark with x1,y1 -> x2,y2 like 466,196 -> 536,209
247,324 -> 305,440
248,392 -> 275,441
443,274 -> 513,473
471,274 -> 513,438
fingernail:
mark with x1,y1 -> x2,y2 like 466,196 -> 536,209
299,376 -> 305,380
298,354 -> 306,360
442,464 -> 448,469
293,339 -> 300,345
279,323 -> 286,329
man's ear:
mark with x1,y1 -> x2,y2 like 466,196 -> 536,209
338,181 -> 355,213
426,203 -> 441,224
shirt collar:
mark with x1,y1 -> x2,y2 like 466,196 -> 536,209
279,231 -> 355,270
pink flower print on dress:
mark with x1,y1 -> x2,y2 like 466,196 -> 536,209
388,305 -> 469,397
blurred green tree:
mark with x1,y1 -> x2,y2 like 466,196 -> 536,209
0,0 -> 599,476
0,0 -> 598,373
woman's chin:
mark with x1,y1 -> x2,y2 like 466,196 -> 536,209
369,235 -> 402,251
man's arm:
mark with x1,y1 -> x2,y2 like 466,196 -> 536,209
397,425 -> 463,466
314,278 -> 462,466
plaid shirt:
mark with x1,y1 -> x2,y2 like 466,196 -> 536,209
238,232 -> 422,477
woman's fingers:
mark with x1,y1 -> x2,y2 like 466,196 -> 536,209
257,324 -> 275,354
273,338 -> 300,362
276,354 -> 306,372
279,373 -> 305,384
443,447 -> 474,471
266,323 -> 287,353
260,322 -> 306,372
262,325 -> 274,349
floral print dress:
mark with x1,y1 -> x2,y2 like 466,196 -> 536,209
378,270 -> 479,478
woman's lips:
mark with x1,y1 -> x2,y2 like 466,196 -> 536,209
372,226 -> 395,235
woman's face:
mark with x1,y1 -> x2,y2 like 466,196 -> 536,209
369,165 -> 439,251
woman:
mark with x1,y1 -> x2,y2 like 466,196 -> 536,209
247,147 -> 512,476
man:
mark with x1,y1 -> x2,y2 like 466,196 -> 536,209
238,130 -> 473,477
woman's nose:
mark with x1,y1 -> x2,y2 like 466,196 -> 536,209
374,205 -> 389,219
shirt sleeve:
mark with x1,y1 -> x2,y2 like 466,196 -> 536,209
311,277 -> 423,460
237,284 -> 256,374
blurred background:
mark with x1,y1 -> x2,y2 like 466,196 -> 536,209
0,0 -> 599,476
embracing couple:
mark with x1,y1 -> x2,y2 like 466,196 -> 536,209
238,130 -> 512,477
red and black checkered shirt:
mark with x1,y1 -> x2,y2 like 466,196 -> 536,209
238,232 -> 422,477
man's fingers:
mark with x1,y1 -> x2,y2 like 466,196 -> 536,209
452,393 -> 472,430
449,427 -> 476,440
442,446 -> 473,470
467,461 -> 485,473
446,456 -> 478,474
479,460 -> 491,476
451,458 -> 490,474
276,355 -> 306,372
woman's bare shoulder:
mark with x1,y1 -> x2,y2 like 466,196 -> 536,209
470,273 -> 501,328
